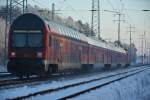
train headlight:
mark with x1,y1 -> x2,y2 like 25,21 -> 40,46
37,52 -> 42,58
11,52 -> 16,57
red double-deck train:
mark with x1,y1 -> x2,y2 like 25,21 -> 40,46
7,13 -> 129,77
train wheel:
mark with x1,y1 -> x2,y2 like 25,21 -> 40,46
81,64 -> 93,72
52,64 -> 58,73
19,75 -> 23,79
117,64 -> 121,67
125,64 -> 130,67
26,74 -> 30,78
104,64 -> 111,70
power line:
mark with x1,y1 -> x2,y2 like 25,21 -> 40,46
61,0 -> 87,23
106,0 -> 115,11
32,0 -> 48,8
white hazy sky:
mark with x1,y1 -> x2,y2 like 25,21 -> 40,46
0,0 -> 150,55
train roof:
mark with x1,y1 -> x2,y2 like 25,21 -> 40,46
11,13 -> 126,53
11,13 -> 45,30
46,21 -> 87,42
87,37 -> 126,53
46,20 -> 126,53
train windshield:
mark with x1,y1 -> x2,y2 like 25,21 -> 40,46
12,30 -> 43,48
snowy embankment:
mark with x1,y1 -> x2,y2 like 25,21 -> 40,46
72,68 -> 150,100
0,66 -> 150,100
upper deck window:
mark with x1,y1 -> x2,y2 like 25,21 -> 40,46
12,30 -> 43,48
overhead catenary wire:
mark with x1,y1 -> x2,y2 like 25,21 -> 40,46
61,0 -> 87,22
106,0 -> 115,11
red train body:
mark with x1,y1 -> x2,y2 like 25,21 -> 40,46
7,13 -> 129,77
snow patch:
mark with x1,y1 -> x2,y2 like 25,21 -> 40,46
72,69 -> 150,100
1,67 -> 150,100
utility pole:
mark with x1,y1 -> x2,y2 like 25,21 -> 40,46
104,10 -> 125,45
149,42 -> 150,64
3,0 -> 9,65
91,0 -> 101,38
118,13 -> 121,44
9,0 -> 28,24
146,40 -> 149,64
3,0 -> 28,65
145,32 -> 148,64
140,32 -> 145,64
142,33 -> 144,64
114,12 -> 125,45
52,3 -> 55,20
128,24 -> 135,64
144,31 -> 146,64
97,0 -> 100,39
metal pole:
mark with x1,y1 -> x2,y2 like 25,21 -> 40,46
52,3 -> 55,20
129,24 -> 131,64
98,0 -> 100,38
10,0 -> 12,24
23,0 -> 25,13
91,0 -> 94,36
141,33 -> 144,64
4,0 -> 9,65
118,13 -> 121,45
144,32 -> 146,64
26,0 -> 27,12
149,42 -> 150,64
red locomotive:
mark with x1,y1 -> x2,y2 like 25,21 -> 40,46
7,13 -> 129,77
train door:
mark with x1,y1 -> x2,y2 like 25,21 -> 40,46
52,38 -> 60,63
104,50 -> 107,64
48,35 -> 52,63
51,37 -> 60,73
79,46 -> 82,64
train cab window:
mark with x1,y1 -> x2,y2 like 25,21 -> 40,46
12,31 -> 43,48
28,34 -> 43,47
12,34 -> 26,47
49,36 -> 52,46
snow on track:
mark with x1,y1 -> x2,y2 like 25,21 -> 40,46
30,67 -> 148,100
0,66 -> 148,100
70,67 -> 150,100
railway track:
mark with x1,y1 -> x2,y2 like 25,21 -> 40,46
0,64 -> 146,88
0,72 -> 12,77
0,76 -> 57,88
0,71 -> 84,89
8,66 -> 149,100
0,73 -> 17,82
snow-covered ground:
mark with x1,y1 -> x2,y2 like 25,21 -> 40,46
72,68 -> 150,100
0,67 -> 129,100
0,66 -> 150,100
